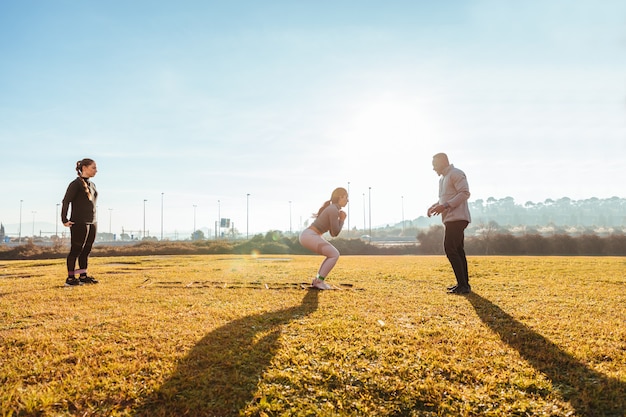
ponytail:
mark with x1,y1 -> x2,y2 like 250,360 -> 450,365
78,177 -> 93,201
313,187 -> 348,217
314,201 -> 331,218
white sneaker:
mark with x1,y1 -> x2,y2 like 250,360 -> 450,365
312,278 -> 333,290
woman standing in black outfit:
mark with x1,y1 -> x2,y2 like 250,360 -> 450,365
61,158 -> 99,286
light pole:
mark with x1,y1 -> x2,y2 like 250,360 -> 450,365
368,187 -> 372,239
108,209 -> 113,234
56,203 -> 60,237
160,192 -> 164,240
19,200 -> 23,242
217,200 -> 221,239
143,199 -> 147,239
31,211 -> 36,237
246,194 -> 250,239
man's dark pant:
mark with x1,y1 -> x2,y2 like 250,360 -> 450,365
443,220 -> 469,290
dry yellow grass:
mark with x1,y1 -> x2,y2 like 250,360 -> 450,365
1,255 -> 624,416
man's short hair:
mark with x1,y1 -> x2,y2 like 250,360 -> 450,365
433,153 -> 449,164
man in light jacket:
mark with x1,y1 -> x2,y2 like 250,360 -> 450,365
427,153 -> 472,294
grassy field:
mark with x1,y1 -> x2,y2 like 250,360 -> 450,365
0,255 -> 624,416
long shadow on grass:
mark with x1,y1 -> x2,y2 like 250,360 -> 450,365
467,292 -> 625,416
133,289 -> 319,417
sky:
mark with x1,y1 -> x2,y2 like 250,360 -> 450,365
1,0 -> 625,239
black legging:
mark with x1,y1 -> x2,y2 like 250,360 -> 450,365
67,223 -> 97,275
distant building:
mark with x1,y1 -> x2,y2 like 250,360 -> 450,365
0,223 -> 5,243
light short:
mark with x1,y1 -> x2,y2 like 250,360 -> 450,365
299,228 -> 340,278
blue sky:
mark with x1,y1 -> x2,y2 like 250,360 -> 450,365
1,0 -> 624,238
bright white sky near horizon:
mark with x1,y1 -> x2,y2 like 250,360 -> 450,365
1,0 -> 625,239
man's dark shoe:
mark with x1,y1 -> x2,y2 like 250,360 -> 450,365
448,286 -> 470,295
79,276 -> 99,284
65,277 -> 82,286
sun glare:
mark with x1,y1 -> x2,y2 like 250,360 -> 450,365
332,94 -> 439,160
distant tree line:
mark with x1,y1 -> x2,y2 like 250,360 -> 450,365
469,196 -> 625,228
417,225 -> 626,256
